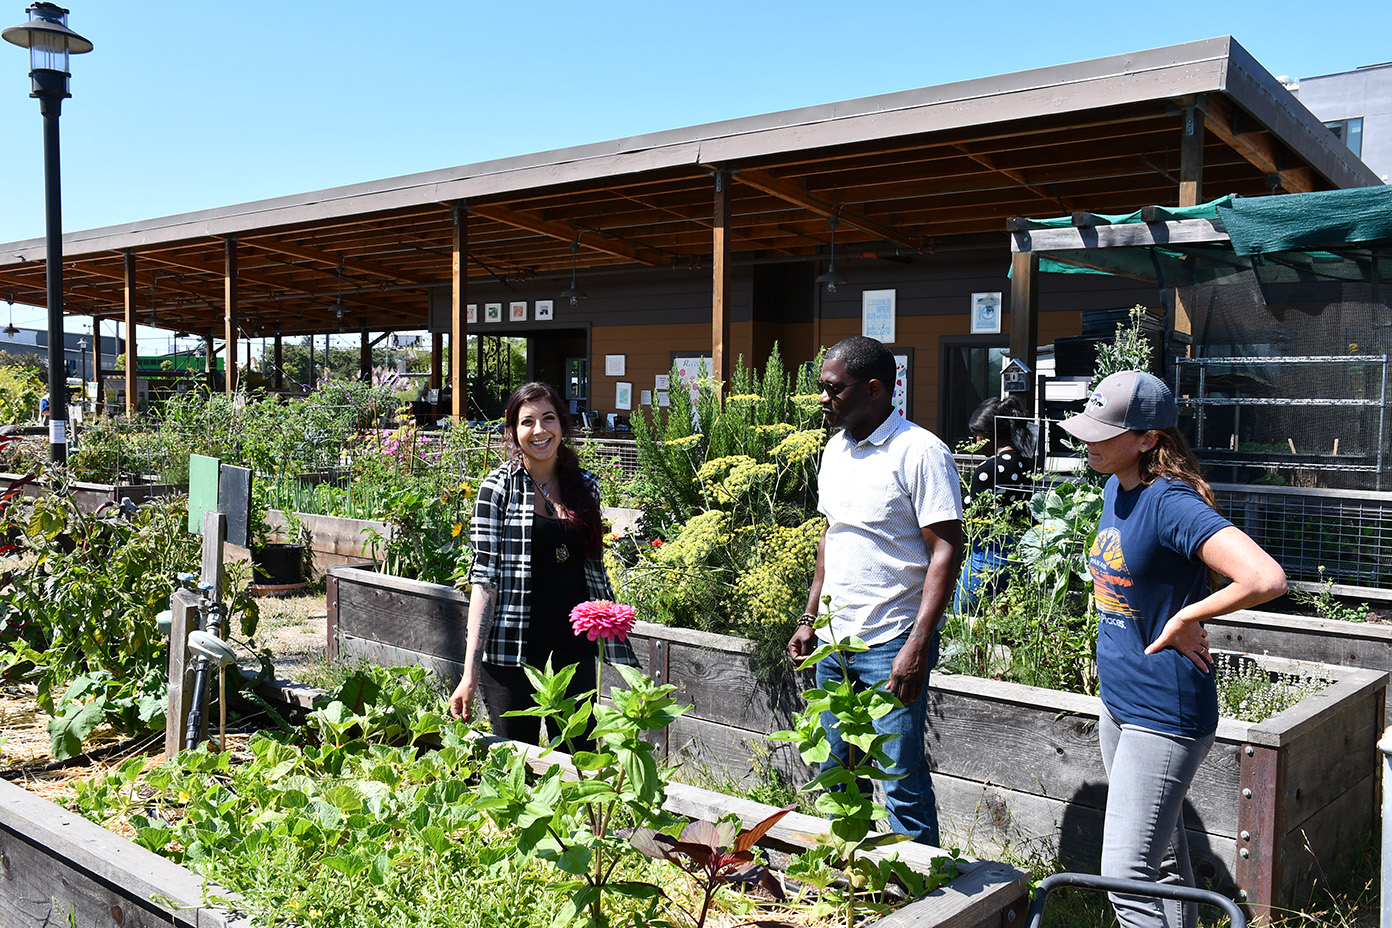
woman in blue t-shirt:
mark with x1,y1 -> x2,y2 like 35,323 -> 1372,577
1062,371 -> 1286,928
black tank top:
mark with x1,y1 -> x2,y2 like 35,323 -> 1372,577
527,511 -> 592,665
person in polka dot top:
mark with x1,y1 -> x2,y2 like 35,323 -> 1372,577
954,395 -> 1031,613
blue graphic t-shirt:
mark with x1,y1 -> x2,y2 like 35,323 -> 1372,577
1089,476 -> 1231,737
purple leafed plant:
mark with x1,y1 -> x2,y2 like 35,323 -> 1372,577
626,805 -> 794,928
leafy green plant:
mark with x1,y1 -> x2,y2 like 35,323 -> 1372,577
771,607 -> 957,927
0,491 -> 208,758
1089,305 -> 1157,389
1289,565 -> 1370,623
475,660 -> 686,928
0,363 -> 44,425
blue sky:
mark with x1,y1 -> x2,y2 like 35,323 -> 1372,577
2,0 -> 1391,337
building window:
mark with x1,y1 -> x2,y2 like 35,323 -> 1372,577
1325,117 -> 1364,158
940,341 -> 1006,447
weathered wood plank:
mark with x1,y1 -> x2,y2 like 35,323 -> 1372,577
1275,688 -> 1380,835
933,772 -> 1239,895
927,684 -> 1244,836
332,569 -> 469,660
665,714 -> 814,788
165,588 -> 200,759
1276,775 -> 1376,909
0,779 -> 247,927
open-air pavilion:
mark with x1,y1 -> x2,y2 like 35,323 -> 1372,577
0,36 -> 1379,428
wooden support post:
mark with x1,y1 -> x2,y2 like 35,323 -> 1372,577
451,206 -> 468,422
164,587 -> 200,759
360,327 -> 371,381
712,170 -> 732,396
1009,252 -> 1040,414
123,250 -> 137,416
204,333 -> 215,376
201,510 -> 225,600
224,238 -> 239,395
430,333 -> 443,391
272,332 -> 283,391
326,571 -> 339,662
1236,742 -> 1280,924
1180,107 -> 1205,208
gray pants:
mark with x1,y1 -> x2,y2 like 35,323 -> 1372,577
1099,709 -> 1215,928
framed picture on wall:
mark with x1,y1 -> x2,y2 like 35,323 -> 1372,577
485,302 -> 503,323
535,299 -> 554,321
605,354 -> 626,376
510,300 -> 528,322
466,303 -> 478,324
971,292 -> 1002,334
616,382 -> 633,410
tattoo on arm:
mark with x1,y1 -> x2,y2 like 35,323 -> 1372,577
467,584 -> 497,671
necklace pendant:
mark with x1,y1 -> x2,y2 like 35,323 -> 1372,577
555,543 -> 570,563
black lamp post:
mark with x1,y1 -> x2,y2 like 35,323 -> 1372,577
3,3 -> 93,462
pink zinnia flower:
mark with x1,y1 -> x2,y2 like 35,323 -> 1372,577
569,600 -> 636,642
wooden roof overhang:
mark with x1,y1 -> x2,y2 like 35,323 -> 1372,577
0,36 -> 1379,340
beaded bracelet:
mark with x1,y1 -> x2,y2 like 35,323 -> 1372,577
796,613 -> 817,628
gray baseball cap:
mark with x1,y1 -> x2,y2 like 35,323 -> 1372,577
1060,370 -> 1177,442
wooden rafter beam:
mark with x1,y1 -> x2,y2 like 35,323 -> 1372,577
727,167 -> 919,251
240,236 -> 435,286
1204,95 -> 1316,194
468,204 -> 669,267
951,142 -> 1069,209
139,251 -> 401,315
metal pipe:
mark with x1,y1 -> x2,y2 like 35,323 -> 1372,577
1025,872 -> 1245,928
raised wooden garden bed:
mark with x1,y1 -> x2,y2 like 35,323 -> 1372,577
326,567 -> 1387,922
1207,608 -> 1392,709
0,674 -> 1027,928
0,471 -> 185,515
263,509 -> 390,572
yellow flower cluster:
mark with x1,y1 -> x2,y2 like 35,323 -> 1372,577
755,422 -> 796,441
664,434 -> 703,453
771,429 -> 827,466
697,455 -> 776,505
732,517 -> 826,628
725,393 -> 767,404
654,509 -> 731,566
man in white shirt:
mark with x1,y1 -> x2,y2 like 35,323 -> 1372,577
787,336 -> 963,846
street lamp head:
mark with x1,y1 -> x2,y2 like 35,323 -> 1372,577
75,337 -> 86,349
3,3 -> 93,98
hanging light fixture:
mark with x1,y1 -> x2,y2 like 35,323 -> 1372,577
328,259 -> 350,321
4,299 -> 18,338
815,214 -> 848,293
560,237 -> 588,306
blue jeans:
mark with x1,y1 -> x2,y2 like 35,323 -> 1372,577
1099,709 -> 1215,928
952,540 -> 1013,614
814,629 -> 940,846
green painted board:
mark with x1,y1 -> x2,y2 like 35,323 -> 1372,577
188,455 -> 220,535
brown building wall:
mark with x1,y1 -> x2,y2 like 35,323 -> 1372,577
438,243 -> 1157,427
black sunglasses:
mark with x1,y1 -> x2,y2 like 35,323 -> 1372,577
817,380 -> 861,398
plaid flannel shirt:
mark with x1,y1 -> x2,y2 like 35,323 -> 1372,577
468,459 -> 638,668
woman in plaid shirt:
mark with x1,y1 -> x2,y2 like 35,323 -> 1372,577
447,382 -> 636,746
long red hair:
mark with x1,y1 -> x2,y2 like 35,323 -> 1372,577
503,382 -> 604,551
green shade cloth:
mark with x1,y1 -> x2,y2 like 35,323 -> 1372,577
1217,186 -> 1392,256
1018,197 -> 1232,230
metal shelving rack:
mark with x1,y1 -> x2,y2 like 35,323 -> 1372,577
1173,355 -> 1390,489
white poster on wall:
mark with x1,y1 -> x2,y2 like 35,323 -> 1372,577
862,289 -> 896,344
673,356 -> 711,406
971,292 -> 1002,334
893,354 -> 909,419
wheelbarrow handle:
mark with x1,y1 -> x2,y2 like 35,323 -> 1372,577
1025,872 -> 1245,928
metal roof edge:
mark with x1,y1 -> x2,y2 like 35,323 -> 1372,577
1220,37 -> 1383,189
0,36 -> 1326,266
